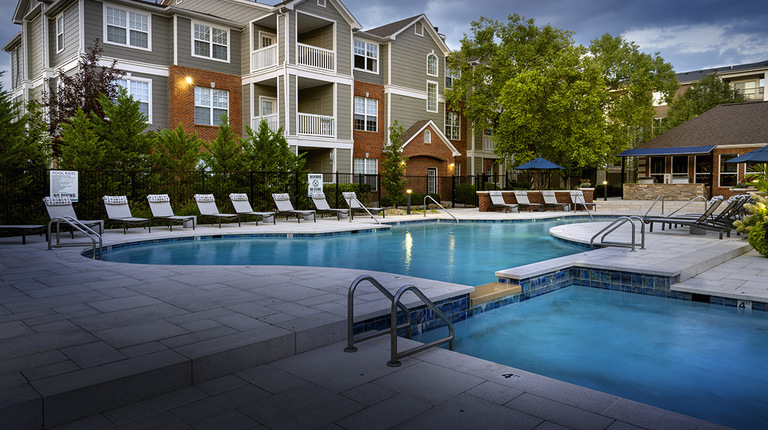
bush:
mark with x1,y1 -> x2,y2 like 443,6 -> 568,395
735,193 -> 768,257
323,182 -> 372,207
455,183 -> 477,205
380,192 -> 440,208
506,180 -> 531,190
594,184 -> 623,198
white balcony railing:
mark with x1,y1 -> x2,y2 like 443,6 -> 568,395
483,135 -> 495,151
297,112 -> 334,137
252,114 -> 279,133
251,44 -> 278,71
297,43 -> 334,71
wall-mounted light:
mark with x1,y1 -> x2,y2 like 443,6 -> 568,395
185,76 -> 193,85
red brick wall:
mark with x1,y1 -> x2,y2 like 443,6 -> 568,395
447,104 -> 468,176
352,81 -> 385,164
477,191 -> 589,211
168,65 -> 243,142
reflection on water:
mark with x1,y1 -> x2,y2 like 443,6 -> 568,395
403,230 -> 413,272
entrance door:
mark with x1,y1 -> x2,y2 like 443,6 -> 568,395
427,168 -> 438,194
259,32 -> 276,49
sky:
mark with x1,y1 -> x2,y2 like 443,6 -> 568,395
1,0 -> 767,90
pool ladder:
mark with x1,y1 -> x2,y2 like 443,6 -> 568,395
345,274 -> 455,367
423,195 -> 459,223
47,217 -> 103,259
589,216 -> 645,252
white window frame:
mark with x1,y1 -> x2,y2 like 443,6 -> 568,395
426,52 -> 438,77
427,167 -> 437,194
719,154 -> 738,188
354,157 -> 378,191
353,40 -> 378,74
354,96 -> 377,132
55,14 -> 64,53
116,77 -> 152,124
414,22 -> 423,36
424,129 -> 431,144
454,162 -> 461,177
317,0 -> 326,6
426,81 -> 438,113
194,86 -> 229,126
258,31 -> 276,49
445,111 -> 460,140
103,4 -> 151,51
445,66 -> 459,89
192,21 -> 229,62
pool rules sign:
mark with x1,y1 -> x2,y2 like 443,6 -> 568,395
308,173 -> 323,196
50,170 -> 79,202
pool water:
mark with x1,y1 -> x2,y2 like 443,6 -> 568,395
415,286 -> 768,429
101,220 -> 589,285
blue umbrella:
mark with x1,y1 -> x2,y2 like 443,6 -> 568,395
726,146 -> 768,163
516,157 -> 564,189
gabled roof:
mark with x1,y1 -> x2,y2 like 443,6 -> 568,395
676,59 -> 768,84
363,14 -> 450,55
400,120 -> 461,157
273,0 -> 361,30
634,101 -> 768,150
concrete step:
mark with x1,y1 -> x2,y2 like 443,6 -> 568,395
470,282 -> 522,307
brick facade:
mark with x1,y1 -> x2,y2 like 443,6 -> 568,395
352,81 -> 386,165
477,191 -> 590,212
168,65 -> 243,142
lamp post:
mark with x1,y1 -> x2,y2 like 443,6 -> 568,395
602,180 -> 608,201
406,189 -> 412,214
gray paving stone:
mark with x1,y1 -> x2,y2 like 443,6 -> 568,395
113,411 -> 193,429
235,364 -> 307,394
0,383 -> 43,430
0,327 -> 97,360
212,313 -> 272,331
196,375 -> 249,396
335,393 -> 432,430
193,410 -> 259,430
374,361 -> 484,405
0,320 -> 34,340
87,295 -> 162,313
61,341 -> 127,368
104,386 -> 208,426
97,320 -> 188,349
118,341 -> 169,358
160,325 -> 238,349
30,320 -> 80,333
70,303 -> 189,332
169,385 -> 271,425
604,398 -> 731,430
21,360 -> 80,381
506,393 -> 615,430
341,383 -> 398,407
50,413 -> 114,430
467,381 -> 524,405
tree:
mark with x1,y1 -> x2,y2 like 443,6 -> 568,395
202,115 -> 245,172
0,77 -> 49,170
241,121 -> 305,173
380,120 -> 408,202
93,90 -> 152,171
151,124 -> 204,172
664,73 -> 746,131
58,108 -> 106,170
45,40 -> 123,136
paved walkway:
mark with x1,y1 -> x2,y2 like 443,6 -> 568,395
0,206 -> 761,429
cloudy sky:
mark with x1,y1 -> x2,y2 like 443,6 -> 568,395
1,0 -> 767,90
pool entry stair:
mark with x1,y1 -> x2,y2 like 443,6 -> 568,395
470,282 -> 522,307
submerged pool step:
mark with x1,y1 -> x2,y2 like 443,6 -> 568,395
470,282 -> 522,307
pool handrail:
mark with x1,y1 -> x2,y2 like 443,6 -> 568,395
643,194 -> 665,218
589,215 -> 645,252
47,216 -> 103,259
422,195 -> 459,223
387,284 -> 454,367
345,196 -> 381,225
662,195 -> 708,218
344,275 -> 412,353
574,194 -> 594,221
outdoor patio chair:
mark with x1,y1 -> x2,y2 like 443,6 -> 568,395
569,190 -> 596,212
643,198 -> 731,239
311,192 -> 349,220
488,191 -> 518,213
342,192 -> 385,220
194,194 -> 240,228
513,190 -> 542,211
229,193 -> 275,225
102,195 -> 150,234
43,196 -> 104,235
271,193 -> 316,223
541,191 -> 569,211
147,194 -> 196,231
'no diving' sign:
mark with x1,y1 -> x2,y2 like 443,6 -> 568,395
308,174 -> 323,196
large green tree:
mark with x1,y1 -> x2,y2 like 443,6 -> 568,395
0,78 -> 49,170
380,120 -> 408,201
202,115 -> 245,172
242,121 -> 305,172
664,73 -> 746,131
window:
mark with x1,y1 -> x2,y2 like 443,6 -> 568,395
106,6 -> 149,49
694,154 -> 711,184
426,81 -> 437,112
445,66 -> 459,89
672,155 -> 688,174
317,0 -> 326,6
427,168 -> 437,194
651,91 -> 665,106
194,23 -> 228,61
354,96 -> 377,132
11,47 -> 22,89
354,40 -> 377,72
194,87 -> 229,126
427,53 -> 438,77
354,157 -> 378,191
116,78 -> 151,121
445,111 -> 460,140
649,156 -> 665,184
732,81 -> 758,100
55,14 -> 64,52
483,130 -> 494,151
414,22 -> 423,36
424,129 -> 431,144
454,162 -> 461,177
719,154 -> 738,187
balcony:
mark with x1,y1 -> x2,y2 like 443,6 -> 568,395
251,44 -> 278,72
252,114 -> 279,133
298,113 -> 334,137
297,43 -> 334,71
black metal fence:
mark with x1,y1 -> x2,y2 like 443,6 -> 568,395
0,168 -> 522,225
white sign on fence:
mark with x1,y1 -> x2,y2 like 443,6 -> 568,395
50,170 -> 79,202
308,173 -> 323,196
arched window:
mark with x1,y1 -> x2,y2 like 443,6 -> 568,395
427,53 -> 438,76
424,129 -> 431,143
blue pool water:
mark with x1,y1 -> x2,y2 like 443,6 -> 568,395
100,220 -> 588,285
415,286 -> 768,429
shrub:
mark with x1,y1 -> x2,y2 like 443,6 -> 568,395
506,180 -> 531,190
455,183 -> 477,205
734,193 -> 768,257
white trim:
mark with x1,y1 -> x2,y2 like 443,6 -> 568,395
333,82 -> 338,138
55,12 -> 64,53
257,30 -> 277,49
401,120 -> 461,156
173,15 -> 178,65
385,84 -> 446,102
191,20 -> 230,63
78,0 -> 84,53
317,0 -> 326,7
426,80 -> 438,113
353,39 -> 378,74
258,95 -> 277,116
103,2 -> 152,52
718,153 -> 739,188
714,143 -> 767,149
116,75 -> 153,124
414,21 -> 423,36
354,96 -> 378,132
41,10 -> 49,71
426,51 -> 438,77
98,57 -> 169,77
194,86 -> 230,126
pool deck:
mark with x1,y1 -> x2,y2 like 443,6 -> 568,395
1,205 -> 760,429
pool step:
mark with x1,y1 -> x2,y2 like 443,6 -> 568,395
470,282 -> 522,307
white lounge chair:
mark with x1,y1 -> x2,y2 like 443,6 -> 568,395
102,195 -> 150,234
342,192 -> 385,220
513,190 -> 542,211
147,194 -> 196,231
229,193 -> 275,225
311,192 -> 349,220
569,190 -> 596,212
194,194 -> 240,228
541,191 -> 569,211
488,191 -> 518,213
43,196 -> 104,235
271,193 -> 316,223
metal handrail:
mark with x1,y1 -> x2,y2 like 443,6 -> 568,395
422,195 -> 459,223
643,194 -> 665,218
574,194 -> 594,221
346,197 -> 381,225
589,215 -> 645,252
664,195 -> 708,218
47,217 -> 102,259
388,284 -> 454,367
344,275 -> 412,353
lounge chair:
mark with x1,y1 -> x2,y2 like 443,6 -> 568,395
643,198 -> 731,239
342,192 -> 385,220
229,193 -> 275,225
43,196 -> 104,235
513,190 -> 542,211
194,194 -> 240,228
541,191 -> 569,211
271,193 -> 316,223
569,190 -> 596,212
102,195 -> 150,234
147,194 -> 196,231
488,191 -> 518,213
311,192 -> 349,220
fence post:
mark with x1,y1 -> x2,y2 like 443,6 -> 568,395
250,170 -> 254,198
451,175 -> 456,209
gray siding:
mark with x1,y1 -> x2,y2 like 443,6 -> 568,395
49,3 -> 79,68
278,75 -> 285,128
336,148 -> 351,173
27,16 -> 43,78
277,14 -> 287,65
390,94 -> 443,130
337,83 -> 351,140
352,40 -> 383,85
288,74 -> 297,134
298,84 -> 333,116
390,21 -> 444,91
176,17 -> 240,75
294,1 -> 351,74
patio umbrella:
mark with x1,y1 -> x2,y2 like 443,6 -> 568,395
516,157 -> 565,189
726,145 -> 768,163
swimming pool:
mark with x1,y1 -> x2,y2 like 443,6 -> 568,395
100,219 -> 590,286
415,285 -> 768,429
